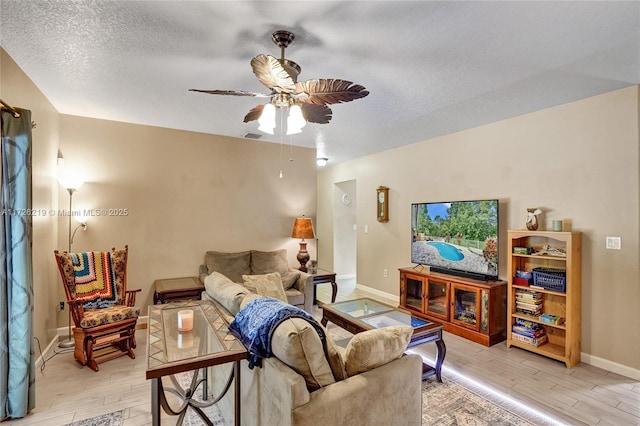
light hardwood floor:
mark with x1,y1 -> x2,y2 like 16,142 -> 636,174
6,276 -> 639,426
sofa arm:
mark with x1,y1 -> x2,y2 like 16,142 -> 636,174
198,264 -> 208,283
291,269 -> 314,314
292,354 -> 423,426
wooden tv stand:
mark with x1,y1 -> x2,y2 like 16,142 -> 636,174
399,267 -> 506,346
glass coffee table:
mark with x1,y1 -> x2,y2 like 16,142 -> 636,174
321,298 -> 446,381
146,300 -> 247,426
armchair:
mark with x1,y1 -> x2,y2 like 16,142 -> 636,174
54,245 -> 141,371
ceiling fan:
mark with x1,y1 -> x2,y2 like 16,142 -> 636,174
189,30 -> 369,133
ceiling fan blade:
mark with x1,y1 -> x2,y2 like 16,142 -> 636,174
243,104 -> 265,123
300,103 -> 332,124
295,79 -> 369,105
189,89 -> 271,98
251,54 -> 296,93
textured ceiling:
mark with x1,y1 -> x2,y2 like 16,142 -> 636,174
1,1 -> 639,165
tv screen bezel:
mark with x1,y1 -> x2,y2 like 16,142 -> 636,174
410,199 -> 499,281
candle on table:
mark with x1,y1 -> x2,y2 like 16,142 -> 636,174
177,309 -> 194,332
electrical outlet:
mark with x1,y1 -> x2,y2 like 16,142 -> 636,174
58,301 -> 64,311
383,269 -> 388,278
605,236 -> 621,250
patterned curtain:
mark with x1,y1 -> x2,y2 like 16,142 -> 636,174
0,109 -> 35,419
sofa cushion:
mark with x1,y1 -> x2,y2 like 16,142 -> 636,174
250,249 -> 288,276
284,288 -> 305,307
242,272 -> 288,303
204,272 -> 251,316
324,332 -> 348,381
343,326 -> 413,376
281,270 -> 301,290
205,251 -> 251,283
272,318 -> 336,391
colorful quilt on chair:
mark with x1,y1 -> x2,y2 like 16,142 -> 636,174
70,252 -> 118,309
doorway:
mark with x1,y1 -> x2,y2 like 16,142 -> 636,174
333,180 -> 356,278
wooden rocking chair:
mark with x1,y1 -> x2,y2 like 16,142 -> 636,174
54,245 -> 141,372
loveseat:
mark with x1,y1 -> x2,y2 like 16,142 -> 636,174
199,249 -> 314,313
202,269 -> 423,426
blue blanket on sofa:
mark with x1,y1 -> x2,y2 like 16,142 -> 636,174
229,297 -> 326,369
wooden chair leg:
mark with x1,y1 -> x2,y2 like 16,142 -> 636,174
85,336 -> 99,372
73,327 -> 87,366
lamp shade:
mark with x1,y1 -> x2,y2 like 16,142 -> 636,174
258,103 -> 276,134
57,171 -> 84,190
286,105 -> 306,135
291,217 -> 315,240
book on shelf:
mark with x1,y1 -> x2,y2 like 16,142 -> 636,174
515,289 -> 543,300
516,309 -> 542,317
512,325 -> 546,338
540,313 -> 564,325
514,317 -> 543,329
515,297 -> 543,305
515,304 -> 542,316
511,331 -> 548,347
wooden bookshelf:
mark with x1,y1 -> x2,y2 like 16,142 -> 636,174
507,230 -> 581,368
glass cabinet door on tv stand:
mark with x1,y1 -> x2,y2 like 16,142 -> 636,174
401,272 -> 425,312
426,279 -> 448,320
400,271 -> 450,321
450,283 -> 482,332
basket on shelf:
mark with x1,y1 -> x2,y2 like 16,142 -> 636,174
532,267 -> 566,292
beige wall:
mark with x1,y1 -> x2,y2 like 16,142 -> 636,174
2,47 -> 317,345
318,86 -> 640,373
1,48 -> 61,346
57,116 -> 317,312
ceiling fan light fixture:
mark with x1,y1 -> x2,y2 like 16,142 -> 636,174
286,105 -> 306,135
258,103 -> 276,134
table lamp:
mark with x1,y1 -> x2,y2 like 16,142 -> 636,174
291,216 -> 315,271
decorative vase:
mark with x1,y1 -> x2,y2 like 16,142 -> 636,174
526,208 -> 541,230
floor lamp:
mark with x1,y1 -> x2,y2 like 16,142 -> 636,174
57,177 -> 84,349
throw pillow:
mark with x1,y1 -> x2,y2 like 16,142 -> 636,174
250,249 -> 288,276
242,272 -> 288,303
280,270 -> 301,290
272,318 -> 336,391
204,271 -> 251,316
343,326 -> 413,377
204,251 -> 251,283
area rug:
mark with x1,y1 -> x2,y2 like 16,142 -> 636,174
65,409 -> 122,426
423,379 -> 534,426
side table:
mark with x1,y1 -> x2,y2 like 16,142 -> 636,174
305,268 -> 338,304
153,276 -> 204,304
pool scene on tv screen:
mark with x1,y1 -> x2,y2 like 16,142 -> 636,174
411,200 -> 498,278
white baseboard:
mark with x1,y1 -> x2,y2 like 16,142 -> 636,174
336,273 -> 356,280
581,352 -> 640,380
34,335 -> 60,370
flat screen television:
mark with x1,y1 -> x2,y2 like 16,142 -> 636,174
411,199 -> 499,281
